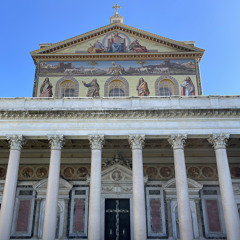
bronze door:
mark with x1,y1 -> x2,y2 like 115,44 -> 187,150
105,199 -> 130,240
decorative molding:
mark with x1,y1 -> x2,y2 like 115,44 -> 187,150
168,134 -> 187,150
102,152 -> 131,170
33,53 -> 203,63
208,134 -> 230,150
129,134 -> 145,150
89,135 -> 104,150
6,135 -> 25,151
155,75 -> 179,96
1,108 -> 239,120
48,135 -> 65,150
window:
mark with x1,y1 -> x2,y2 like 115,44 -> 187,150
108,80 -> 126,97
159,80 -> 174,96
59,80 -> 75,97
11,187 -> 35,237
146,186 -> 166,237
69,187 -> 89,237
200,186 -> 226,238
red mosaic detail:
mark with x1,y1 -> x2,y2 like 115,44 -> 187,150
150,199 -> 162,232
74,199 -> 85,232
206,200 -> 221,233
16,200 -> 31,232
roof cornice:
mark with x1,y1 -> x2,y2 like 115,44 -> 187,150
30,23 -> 204,60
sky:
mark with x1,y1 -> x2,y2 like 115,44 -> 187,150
0,0 -> 240,97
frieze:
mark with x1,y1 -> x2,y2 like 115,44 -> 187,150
0,109 -> 239,120
0,164 -> 238,181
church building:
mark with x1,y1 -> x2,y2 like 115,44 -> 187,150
0,4 -> 239,240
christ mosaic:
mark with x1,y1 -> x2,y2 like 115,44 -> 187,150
39,59 -> 196,76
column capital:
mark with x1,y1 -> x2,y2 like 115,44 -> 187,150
168,134 -> 187,150
208,134 -> 229,150
6,135 -> 26,151
48,135 -> 65,150
89,135 -> 104,150
129,134 -> 145,150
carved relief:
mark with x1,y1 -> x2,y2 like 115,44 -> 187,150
102,152 -> 131,170
112,170 -> 122,181
48,135 -> 65,150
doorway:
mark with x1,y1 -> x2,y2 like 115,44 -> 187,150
105,199 -> 130,240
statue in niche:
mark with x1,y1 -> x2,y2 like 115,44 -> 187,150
108,31 -> 125,52
136,78 -> 150,96
82,78 -> 100,97
40,77 -> 53,97
129,39 -> 147,53
88,40 -> 105,53
181,77 -> 195,96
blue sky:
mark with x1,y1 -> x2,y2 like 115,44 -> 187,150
0,0 -> 239,97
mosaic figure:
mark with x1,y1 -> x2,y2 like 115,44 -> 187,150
160,167 -> 172,178
136,78 -> 150,96
82,78 -> 100,97
88,40 -> 105,53
146,167 -> 158,178
22,167 -> 33,178
202,167 -> 214,178
129,39 -> 147,53
77,167 -> 88,178
181,77 -> 195,96
107,62 -> 126,75
108,31 -> 125,52
64,167 -> 75,178
188,167 -> 200,178
36,167 -> 48,178
40,77 -> 53,97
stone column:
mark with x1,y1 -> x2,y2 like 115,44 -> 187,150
42,135 -> 65,240
0,135 -> 25,240
208,134 -> 240,240
129,135 -> 147,240
88,135 -> 104,240
168,134 -> 193,240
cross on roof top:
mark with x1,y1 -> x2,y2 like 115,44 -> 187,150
112,3 -> 121,14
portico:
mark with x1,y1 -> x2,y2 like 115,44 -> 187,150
0,97 -> 239,239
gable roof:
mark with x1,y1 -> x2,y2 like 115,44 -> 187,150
31,22 -> 204,62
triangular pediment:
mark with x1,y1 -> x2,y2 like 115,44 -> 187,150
31,23 -> 204,57
101,164 -> 133,182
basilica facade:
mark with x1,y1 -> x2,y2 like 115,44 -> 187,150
0,7 -> 239,240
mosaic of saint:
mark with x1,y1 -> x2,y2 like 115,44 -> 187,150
40,59 -> 196,76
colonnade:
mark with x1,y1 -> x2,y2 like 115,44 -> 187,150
0,134 -> 239,240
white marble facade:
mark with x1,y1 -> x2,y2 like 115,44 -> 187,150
0,96 -> 239,239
